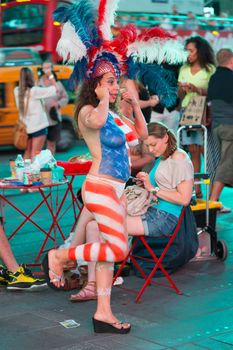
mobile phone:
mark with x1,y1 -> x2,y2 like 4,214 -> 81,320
129,176 -> 144,182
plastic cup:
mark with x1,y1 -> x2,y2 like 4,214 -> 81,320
40,168 -> 52,185
52,166 -> 64,182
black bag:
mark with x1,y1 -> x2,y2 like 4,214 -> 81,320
132,206 -> 198,277
49,106 -> 60,122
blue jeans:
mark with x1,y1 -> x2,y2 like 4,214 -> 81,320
141,207 -> 178,237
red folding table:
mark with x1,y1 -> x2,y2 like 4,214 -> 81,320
0,180 -> 68,265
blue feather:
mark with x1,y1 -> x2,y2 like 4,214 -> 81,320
53,0 -> 98,49
127,59 -> 178,108
68,58 -> 88,91
53,6 -> 70,23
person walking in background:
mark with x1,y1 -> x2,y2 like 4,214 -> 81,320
178,36 -> 215,198
183,11 -> 199,30
171,5 -> 181,29
38,62 -> 68,154
14,67 -> 58,160
0,219 -> 46,290
208,48 -> 233,213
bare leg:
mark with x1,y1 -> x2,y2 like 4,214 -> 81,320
0,225 -> 19,273
24,138 -> 32,160
70,220 -> 99,301
31,135 -> 47,159
94,261 -> 116,322
126,215 -> 145,236
47,140 -> 56,155
210,181 -> 224,201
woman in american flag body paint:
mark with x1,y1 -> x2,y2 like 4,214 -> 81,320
67,77 -> 150,303
43,61 -> 147,334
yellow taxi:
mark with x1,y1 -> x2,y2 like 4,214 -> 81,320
0,48 -> 77,151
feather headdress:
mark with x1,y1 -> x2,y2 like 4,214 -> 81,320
54,0 -> 187,106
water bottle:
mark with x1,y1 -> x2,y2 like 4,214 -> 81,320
48,155 -> 57,170
15,154 -> 24,181
23,159 -> 32,185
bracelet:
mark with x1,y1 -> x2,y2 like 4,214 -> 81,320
48,74 -> 54,80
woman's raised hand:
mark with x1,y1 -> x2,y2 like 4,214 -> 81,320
95,84 -> 109,101
121,90 -> 139,108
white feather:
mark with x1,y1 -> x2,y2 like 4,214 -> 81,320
56,21 -> 87,63
99,0 -> 120,40
127,39 -> 187,65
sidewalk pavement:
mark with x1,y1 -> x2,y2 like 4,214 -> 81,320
0,180 -> 233,350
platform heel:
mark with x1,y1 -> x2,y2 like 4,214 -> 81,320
92,317 -> 131,334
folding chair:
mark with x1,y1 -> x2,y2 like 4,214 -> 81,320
113,206 -> 186,302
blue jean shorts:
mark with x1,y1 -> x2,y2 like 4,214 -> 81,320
28,127 -> 48,139
141,207 -> 179,237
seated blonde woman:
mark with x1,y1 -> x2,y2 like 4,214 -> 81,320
126,122 -> 194,237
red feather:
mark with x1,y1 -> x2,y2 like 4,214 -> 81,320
138,27 -> 176,41
98,0 -> 106,40
103,25 -> 137,56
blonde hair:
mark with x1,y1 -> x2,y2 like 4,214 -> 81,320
18,67 -> 34,115
147,122 -> 177,159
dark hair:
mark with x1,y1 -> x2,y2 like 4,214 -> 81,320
75,76 -> 120,122
185,36 -> 215,71
18,67 -> 35,115
147,122 -> 177,159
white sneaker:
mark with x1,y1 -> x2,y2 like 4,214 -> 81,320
219,206 -> 232,214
